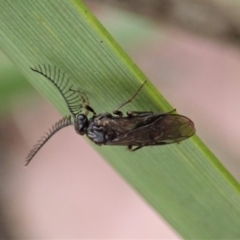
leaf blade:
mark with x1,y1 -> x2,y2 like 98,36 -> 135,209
0,0 -> 240,238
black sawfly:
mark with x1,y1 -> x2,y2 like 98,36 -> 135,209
25,65 -> 195,166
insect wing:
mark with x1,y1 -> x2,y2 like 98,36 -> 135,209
150,114 -> 195,144
108,114 -> 195,146
100,113 -> 156,134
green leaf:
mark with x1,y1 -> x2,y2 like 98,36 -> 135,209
0,57 -> 34,115
1,0 -> 240,238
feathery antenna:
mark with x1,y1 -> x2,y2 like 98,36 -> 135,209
30,65 -> 86,117
25,116 -> 73,166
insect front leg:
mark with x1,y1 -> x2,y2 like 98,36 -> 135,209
113,81 -> 147,117
113,110 -> 123,117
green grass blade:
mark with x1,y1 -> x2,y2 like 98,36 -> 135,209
1,0 -> 240,238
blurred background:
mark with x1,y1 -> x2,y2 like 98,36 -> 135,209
1,0 -> 240,238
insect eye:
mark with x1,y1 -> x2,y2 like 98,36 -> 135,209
75,114 -> 88,135
78,114 -> 86,121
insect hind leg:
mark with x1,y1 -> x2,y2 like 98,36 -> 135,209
128,145 -> 143,151
127,108 -> 176,117
113,81 -> 147,117
69,87 -> 96,116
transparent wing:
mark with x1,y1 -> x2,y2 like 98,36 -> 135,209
108,114 -> 195,146
151,114 -> 195,144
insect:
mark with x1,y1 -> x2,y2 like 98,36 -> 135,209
25,65 -> 195,166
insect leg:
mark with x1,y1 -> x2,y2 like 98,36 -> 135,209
127,109 -> 176,117
128,145 -> 143,151
69,88 -> 96,116
84,105 -> 96,116
127,111 -> 153,117
165,109 -> 176,114
113,81 -> 147,116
